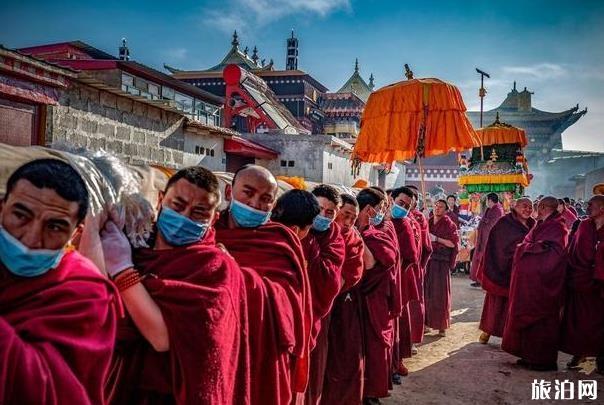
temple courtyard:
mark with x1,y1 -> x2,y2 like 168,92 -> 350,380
386,275 -> 604,404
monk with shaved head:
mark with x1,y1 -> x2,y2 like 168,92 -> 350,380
560,195 -> 604,372
215,164 -> 312,404
502,196 -> 569,371
478,198 -> 535,344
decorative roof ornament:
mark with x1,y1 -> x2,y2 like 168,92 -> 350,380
369,73 -> 375,90
354,58 -> 359,73
404,64 -> 414,80
231,30 -> 239,48
243,46 -> 248,56
252,46 -> 259,65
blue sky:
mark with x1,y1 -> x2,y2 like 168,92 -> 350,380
2,0 -> 603,151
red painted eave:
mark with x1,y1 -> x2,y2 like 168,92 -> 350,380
224,137 -> 278,160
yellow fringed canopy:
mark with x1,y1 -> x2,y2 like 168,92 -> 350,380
458,173 -> 530,187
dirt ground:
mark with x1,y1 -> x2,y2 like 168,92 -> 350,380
384,274 -> 604,404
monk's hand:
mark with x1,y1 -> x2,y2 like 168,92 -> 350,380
100,220 -> 134,278
429,233 -> 438,242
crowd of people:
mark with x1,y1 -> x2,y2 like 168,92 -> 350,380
1,158 -> 603,405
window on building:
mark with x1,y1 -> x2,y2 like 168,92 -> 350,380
280,160 -> 287,167
162,86 -> 175,100
210,149 -> 215,157
148,83 -> 160,100
175,92 -> 194,115
288,160 -> 295,167
328,162 -> 333,170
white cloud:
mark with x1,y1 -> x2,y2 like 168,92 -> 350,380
501,63 -> 567,80
163,47 -> 188,60
204,0 -> 351,33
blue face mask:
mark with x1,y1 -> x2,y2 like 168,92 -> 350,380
230,199 -> 271,228
370,212 -> 385,226
157,206 -> 209,246
0,226 -> 65,277
391,204 -> 409,219
312,214 -> 333,232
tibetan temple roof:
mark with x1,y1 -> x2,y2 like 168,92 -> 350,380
337,59 -> 374,102
319,92 -> 365,117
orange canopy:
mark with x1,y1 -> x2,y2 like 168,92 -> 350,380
477,114 -> 527,147
353,78 -> 480,163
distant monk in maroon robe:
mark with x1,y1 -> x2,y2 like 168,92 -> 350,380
470,193 -> 504,286
408,186 -> 432,349
425,200 -> 459,336
560,195 -> 604,370
216,165 -> 312,405
0,159 -> 117,405
446,194 -> 461,228
299,185 -> 345,405
322,193 -> 366,405
558,198 -> 578,231
390,187 -> 420,378
102,166 -> 249,405
356,188 -> 398,404
502,196 -> 569,371
478,198 -> 535,344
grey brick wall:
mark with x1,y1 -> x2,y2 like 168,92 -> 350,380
46,83 -> 188,168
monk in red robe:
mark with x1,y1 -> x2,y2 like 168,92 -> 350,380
408,186 -> 432,349
322,193 -> 366,405
446,194 -> 461,228
478,198 -> 535,344
356,188 -> 398,404
502,196 -> 569,371
558,198 -> 578,231
102,166 -> 249,405
215,165 -> 312,405
470,193 -> 504,286
0,159 -> 117,405
424,199 -> 459,336
560,195 -> 604,369
389,187 -> 420,378
301,185 -> 345,405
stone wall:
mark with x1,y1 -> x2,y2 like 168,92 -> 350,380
46,82 -> 191,168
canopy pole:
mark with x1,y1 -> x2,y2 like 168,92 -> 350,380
418,155 -> 426,208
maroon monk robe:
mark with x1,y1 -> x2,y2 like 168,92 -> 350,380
446,206 -> 461,228
360,225 -> 399,399
1,251 -> 117,405
321,227 -> 365,405
560,219 -> 604,357
560,208 -> 578,231
470,203 -> 505,282
424,215 -> 459,331
392,216 -> 420,364
303,223 -> 345,405
409,210 -> 432,343
479,213 -> 535,337
502,213 -> 569,366
106,229 -> 249,405
215,218 -> 312,405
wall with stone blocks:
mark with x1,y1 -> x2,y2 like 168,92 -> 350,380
46,83 -> 189,168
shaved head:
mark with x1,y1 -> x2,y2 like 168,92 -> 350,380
513,197 -> 533,221
229,164 -> 278,213
537,196 -> 558,220
587,195 -> 604,220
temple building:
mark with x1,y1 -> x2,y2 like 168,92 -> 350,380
166,31 -> 328,134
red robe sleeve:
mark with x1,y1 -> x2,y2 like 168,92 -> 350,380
340,227 -> 365,292
0,252 -> 117,405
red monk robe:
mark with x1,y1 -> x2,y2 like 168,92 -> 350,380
360,226 -> 398,399
1,251 -> 117,405
560,218 -> 604,357
215,219 -> 312,405
470,203 -> 504,282
106,230 -> 249,405
479,213 -> 535,337
560,208 -> 578,231
392,216 -> 420,366
303,223 -> 345,405
502,213 -> 569,366
409,210 -> 432,343
321,226 -> 365,405
424,215 -> 459,331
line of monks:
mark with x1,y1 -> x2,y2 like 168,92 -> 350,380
1,158 -> 603,405
475,194 -> 604,372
